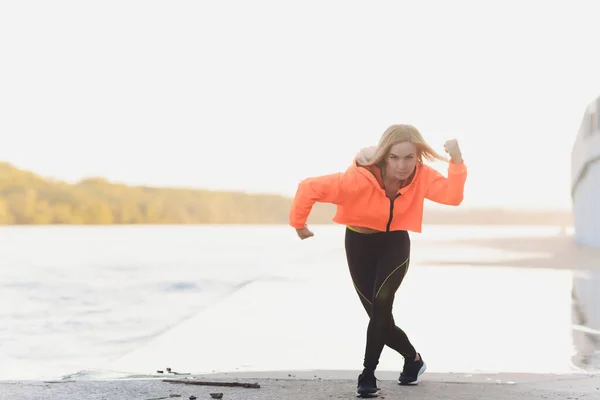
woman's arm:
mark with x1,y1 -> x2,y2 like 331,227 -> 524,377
423,161 -> 467,206
289,171 -> 355,229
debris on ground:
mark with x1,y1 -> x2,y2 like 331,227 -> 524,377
163,379 -> 260,389
144,395 -> 181,400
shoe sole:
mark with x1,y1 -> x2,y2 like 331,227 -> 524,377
356,390 -> 379,398
398,361 -> 427,386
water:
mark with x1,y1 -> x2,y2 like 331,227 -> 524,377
0,225 -> 304,379
0,224 -> 597,380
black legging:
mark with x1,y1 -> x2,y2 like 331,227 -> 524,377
345,227 -> 417,371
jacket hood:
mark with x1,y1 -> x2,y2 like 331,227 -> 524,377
355,146 -> 378,166
353,146 -> 384,188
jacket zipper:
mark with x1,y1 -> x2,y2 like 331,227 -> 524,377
385,193 -> 402,232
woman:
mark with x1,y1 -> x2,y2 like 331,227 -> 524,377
289,124 -> 467,398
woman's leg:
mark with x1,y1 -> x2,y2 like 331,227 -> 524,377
345,229 -> 421,396
361,230 -> 416,371
346,229 -> 418,363
363,230 -> 426,385
345,228 -> 380,397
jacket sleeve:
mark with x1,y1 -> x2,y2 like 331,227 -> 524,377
424,162 -> 467,206
289,171 -> 355,229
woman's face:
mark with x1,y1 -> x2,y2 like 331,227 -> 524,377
384,142 -> 418,181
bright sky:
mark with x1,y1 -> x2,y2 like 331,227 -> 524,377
2,1 -> 600,210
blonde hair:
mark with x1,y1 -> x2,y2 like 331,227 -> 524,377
357,124 -> 447,167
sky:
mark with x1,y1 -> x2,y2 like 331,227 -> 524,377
1,1 -> 600,210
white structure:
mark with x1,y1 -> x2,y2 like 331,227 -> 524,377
571,95 -> 600,249
571,95 -> 600,372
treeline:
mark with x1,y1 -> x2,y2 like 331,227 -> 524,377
0,162 -> 336,225
0,162 -> 573,226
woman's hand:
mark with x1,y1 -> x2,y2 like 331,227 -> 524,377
444,139 -> 463,164
296,226 -> 314,240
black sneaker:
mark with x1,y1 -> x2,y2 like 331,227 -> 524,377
356,369 -> 378,397
398,353 -> 427,385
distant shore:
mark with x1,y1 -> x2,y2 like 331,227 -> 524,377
0,161 -> 573,226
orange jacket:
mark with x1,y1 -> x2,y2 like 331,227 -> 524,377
289,159 -> 467,233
